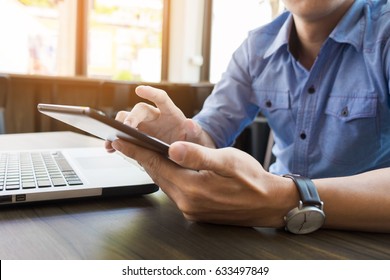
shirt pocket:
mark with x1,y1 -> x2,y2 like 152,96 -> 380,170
252,89 -> 294,140
324,95 -> 377,122
319,95 -> 379,165
253,89 -> 290,112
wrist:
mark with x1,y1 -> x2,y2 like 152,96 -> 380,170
263,174 -> 300,228
277,176 -> 300,227
185,119 -> 216,148
200,130 -> 216,148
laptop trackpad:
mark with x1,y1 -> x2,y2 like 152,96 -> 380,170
62,148 -> 152,186
76,156 -> 129,169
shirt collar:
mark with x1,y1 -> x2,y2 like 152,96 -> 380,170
329,0 -> 366,51
263,13 -> 293,59
264,0 -> 367,58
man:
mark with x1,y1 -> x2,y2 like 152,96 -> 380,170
106,0 -> 390,233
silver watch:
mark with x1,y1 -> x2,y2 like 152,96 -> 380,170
283,174 -> 325,234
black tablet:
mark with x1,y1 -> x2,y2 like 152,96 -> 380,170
37,103 -> 170,156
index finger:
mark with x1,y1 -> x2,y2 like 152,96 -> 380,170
135,85 -> 181,115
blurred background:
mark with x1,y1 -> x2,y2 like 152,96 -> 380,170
0,0 -> 284,166
0,0 -> 283,83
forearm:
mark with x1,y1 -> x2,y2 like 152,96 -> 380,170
314,168 -> 390,233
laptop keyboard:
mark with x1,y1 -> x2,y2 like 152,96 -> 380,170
0,151 -> 83,191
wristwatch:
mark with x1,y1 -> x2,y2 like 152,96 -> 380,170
283,174 -> 325,234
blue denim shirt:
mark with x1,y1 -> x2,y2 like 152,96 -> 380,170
193,0 -> 390,178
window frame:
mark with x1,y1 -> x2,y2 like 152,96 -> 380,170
73,0 -> 169,80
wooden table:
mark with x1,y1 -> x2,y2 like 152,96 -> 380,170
0,132 -> 389,260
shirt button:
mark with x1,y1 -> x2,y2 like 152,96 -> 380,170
265,100 -> 272,108
300,132 -> 307,140
308,86 -> 316,94
341,106 -> 349,117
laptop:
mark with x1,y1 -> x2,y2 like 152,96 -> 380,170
0,147 -> 158,205
0,103 -> 171,205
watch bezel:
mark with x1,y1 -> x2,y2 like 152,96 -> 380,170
285,201 -> 325,234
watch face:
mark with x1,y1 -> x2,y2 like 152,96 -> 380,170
285,206 -> 325,234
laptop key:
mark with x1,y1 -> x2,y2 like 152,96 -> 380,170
67,179 -> 83,186
22,181 -> 37,189
51,178 -> 67,187
37,180 -> 52,188
6,184 -> 20,190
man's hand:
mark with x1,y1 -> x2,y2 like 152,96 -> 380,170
106,86 -> 215,153
110,138 -> 298,227
106,85 -> 298,227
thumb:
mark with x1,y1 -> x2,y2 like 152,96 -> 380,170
169,141 -> 234,176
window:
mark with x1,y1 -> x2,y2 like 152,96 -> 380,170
0,0 -> 61,75
0,0 -> 165,82
88,0 -> 164,81
0,0 -> 285,83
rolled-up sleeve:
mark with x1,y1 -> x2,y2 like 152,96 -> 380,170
193,38 -> 260,148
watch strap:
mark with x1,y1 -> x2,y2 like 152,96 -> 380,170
283,174 -> 322,208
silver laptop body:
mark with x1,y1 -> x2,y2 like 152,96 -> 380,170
0,147 -> 158,205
